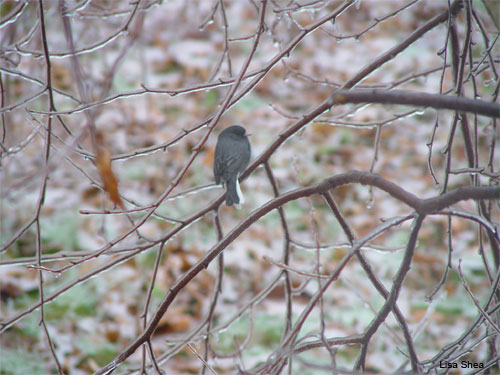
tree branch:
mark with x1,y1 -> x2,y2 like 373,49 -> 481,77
94,171 -> 499,375
331,89 -> 500,118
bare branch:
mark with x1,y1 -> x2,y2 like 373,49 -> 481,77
331,89 -> 500,118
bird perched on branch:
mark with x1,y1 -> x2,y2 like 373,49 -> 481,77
214,125 -> 251,206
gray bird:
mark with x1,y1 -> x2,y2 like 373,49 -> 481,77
213,125 -> 251,206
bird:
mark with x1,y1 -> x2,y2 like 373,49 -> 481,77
213,125 -> 251,206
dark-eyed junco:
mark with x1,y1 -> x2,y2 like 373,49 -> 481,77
214,125 -> 251,206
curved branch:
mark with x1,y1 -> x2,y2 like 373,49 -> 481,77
343,0 -> 463,89
94,170 -> 500,375
331,89 -> 500,118
0,1 -> 28,29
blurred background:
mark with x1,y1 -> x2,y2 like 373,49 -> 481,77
1,0 -> 499,374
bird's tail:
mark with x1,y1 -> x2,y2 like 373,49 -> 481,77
225,177 -> 242,206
